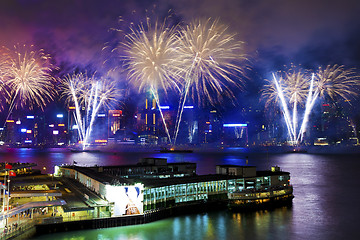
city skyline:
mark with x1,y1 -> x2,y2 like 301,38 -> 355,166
1,0 -> 360,146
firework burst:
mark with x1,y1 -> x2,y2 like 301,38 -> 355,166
177,18 -> 247,105
262,64 -> 360,145
314,64 -> 359,102
3,44 -> 56,111
262,66 -> 309,109
123,19 -> 184,144
173,18 -> 248,144
61,72 -> 121,149
123,19 -> 183,93
261,66 -> 311,144
0,47 -> 11,110
298,64 -> 360,142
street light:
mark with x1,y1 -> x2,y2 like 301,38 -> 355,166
5,179 -> 10,230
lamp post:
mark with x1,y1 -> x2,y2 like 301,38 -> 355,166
2,173 -> 6,213
6,179 -> 10,229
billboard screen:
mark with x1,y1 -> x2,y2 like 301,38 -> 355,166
105,184 -> 143,216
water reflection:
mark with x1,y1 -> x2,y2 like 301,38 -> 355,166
34,208 -> 293,240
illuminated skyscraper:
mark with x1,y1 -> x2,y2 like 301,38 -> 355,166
223,123 -> 248,146
109,110 -> 122,138
136,95 -> 160,144
67,106 -> 78,144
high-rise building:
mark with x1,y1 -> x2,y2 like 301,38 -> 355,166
67,106 -> 78,144
222,123 -> 248,146
173,105 -> 198,145
197,109 -> 223,145
93,112 -> 108,142
108,110 -> 122,138
136,96 -> 160,144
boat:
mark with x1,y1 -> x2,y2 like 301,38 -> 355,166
159,147 -> 193,153
286,147 -> 307,153
228,185 -> 294,210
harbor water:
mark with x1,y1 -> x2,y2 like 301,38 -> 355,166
0,147 -> 359,240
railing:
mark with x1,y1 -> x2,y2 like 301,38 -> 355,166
0,219 -> 35,240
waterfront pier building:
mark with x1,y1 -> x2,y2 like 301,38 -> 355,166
55,159 -> 292,217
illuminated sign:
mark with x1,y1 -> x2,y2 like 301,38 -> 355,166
95,139 -> 107,143
6,120 -> 14,123
97,114 -> 106,117
21,129 -> 27,133
53,130 -> 59,135
24,140 -> 32,143
26,130 -> 32,134
109,110 -> 122,117
69,106 -> 76,110
72,125 -> 78,129
26,116 -> 34,119
56,114 -> 64,118
184,106 -> 194,109
159,106 -> 170,109
49,124 -> 54,128
58,124 -> 65,127
223,123 -> 248,127
105,184 -> 143,216
16,120 -> 21,125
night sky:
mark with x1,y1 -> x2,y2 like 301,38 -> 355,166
1,0 -> 360,120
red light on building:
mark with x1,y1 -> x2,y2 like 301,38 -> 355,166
322,104 -> 330,107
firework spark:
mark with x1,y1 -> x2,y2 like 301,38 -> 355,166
261,66 -> 310,144
177,18 -> 247,105
60,72 -> 121,149
262,64 -> 360,145
314,64 -> 359,102
123,21 -> 183,93
298,65 -> 360,141
174,18 -> 248,144
0,47 -> 11,110
123,19 -> 184,144
262,67 -> 309,110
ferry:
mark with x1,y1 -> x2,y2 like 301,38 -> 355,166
228,185 -> 294,210
216,165 -> 294,211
